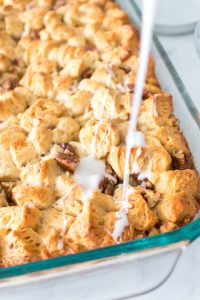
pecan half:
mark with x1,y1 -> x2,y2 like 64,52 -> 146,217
30,30 -> 40,41
99,177 -> 115,196
81,68 -> 93,79
129,174 -> 139,187
105,162 -> 118,182
55,152 -> 79,173
172,153 -> 194,170
99,162 -> 118,196
0,78 -> 19,93
60,143 -> 76,156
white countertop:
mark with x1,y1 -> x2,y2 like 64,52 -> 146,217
133,32 -> 200,300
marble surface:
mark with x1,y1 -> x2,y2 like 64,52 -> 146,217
132,33 -> 200,300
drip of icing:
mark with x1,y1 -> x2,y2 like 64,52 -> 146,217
132,147 -> 142,173
112,210 -> 129,242
73,155 -> 105,201
105,64 -> 115,87
57,183 -> 76,250
126,131 -> 146,148
110,92 -> 118,118
137,157 -> 153,181
112,0 -> 157,241
73,73 -> 110,201
153,94 -> 158,117
104,172 -> 118,185
90,122 -> 102,156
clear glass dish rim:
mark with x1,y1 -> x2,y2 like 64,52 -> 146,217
1,0 -> 200,280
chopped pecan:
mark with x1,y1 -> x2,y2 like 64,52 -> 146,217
120,66 -> 131,74
12,58 -> 23,67
126,83 -> 150,99
81,68 -> 93,79
99,177 -> 115,196
129,174 -> 139,187
126,83 -> 134,91
130,175 -> 154,189
0,78 -> 19,93
138,178 -> 154,190
61,143 -> 76,156
30,30 -> 40,41
99,162 -> 118,195
55,152 -> 79,173
105,162 -> 118,182
53,0 -> 65,10
172,153 -> 194,170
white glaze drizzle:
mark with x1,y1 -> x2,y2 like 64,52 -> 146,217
73,156 -> 105,201
153,94 -> 158,117
57,183 -> 76,250
72,85 -> 111,201
112,0 -> 157,241
105,64 -> 115,87
131,147 -> 142,174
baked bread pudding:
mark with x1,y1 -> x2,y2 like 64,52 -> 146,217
0,0 -> 199,267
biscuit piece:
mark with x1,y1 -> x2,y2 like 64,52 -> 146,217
12,186 -> 56,209
0,228 -> 47,267
52,117 -> 80,144
5,12 -> 24,38
20,157 -> 63,187
55,174 -> 82,200
138,93 -> 173,131
156,192 -> 198,224
114,187 -> 158,231
155,170 -> 200,198
38,207 -> 75,255
91,88 -> 128,120
10,138 -> 39,168
64,90 -> 92,116
153,126 -> 193,170
67,193 -> 115,249
108,146 -> 147,180
0,145 -> 19,181
0,189 -> 8,208
0,126 -> 26,150
80,121 -> 120,159
0,91 -> 26,121
20,70 -> 54,98
60,58 -> 85,78
91,65 -> 126,89
0,206 -> 41,230
20,98 -> 63,132
28,127 -> 52,155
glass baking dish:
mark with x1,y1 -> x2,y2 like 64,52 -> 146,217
0,1 -> 200,299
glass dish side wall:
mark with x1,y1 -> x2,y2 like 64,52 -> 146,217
0,1 -> 200,299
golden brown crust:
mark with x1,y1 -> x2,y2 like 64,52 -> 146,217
0,0 -> 199,267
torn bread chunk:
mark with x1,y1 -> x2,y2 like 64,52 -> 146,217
12,186 -> 56,209
155,192 -> 198,225
0,228 -> 47,267
10,138 -> 39,168
0,206 -> 41,230
20,157 -> 63,187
